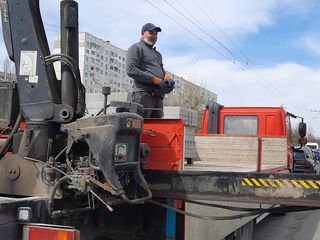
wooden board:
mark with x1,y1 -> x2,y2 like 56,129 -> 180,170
261,137 -> 287,170
189,135 -> 288,172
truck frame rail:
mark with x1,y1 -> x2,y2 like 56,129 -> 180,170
145,170 -> 320,207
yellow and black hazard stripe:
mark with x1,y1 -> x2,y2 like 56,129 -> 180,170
241,178 -> 320,189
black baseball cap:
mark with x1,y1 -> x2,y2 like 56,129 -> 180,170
141,23 -> 161,33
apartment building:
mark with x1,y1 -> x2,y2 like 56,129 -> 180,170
54,32 -> 132,94
53,32 -> 217,103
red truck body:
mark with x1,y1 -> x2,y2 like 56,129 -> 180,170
203,106 -> 288,136
201,105 -> 293,172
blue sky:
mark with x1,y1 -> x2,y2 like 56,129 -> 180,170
2,0 -> 320,136
243,6 -> 320,67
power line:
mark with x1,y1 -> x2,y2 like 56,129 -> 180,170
165,0 -> 259,71
44,22 -> 59,29
188,0 -> 307,112
191,0 -> 249,64
158,0 -> 308,113
144,0 -> 234,61
163,0 -> 236,59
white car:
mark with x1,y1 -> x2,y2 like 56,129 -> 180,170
306,142 -> 319,149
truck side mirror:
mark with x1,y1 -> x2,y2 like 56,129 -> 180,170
299,122 -> 306,138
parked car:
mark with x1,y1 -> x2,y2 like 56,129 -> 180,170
306,142 -> 319,149
293,147 -> 320,174
312,149 -> 320,160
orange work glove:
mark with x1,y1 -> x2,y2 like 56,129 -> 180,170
164,73 -> 173,79
152,77 -> 162,85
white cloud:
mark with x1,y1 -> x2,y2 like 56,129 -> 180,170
0,0 -> 319,135
0,0 -> 313,60
38,0 -> 310,52
165,55 -> 320,135
302,35 -> 320,56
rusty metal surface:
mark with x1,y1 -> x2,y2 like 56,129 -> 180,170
144,170 -> 320,207
0,155 -> 51,197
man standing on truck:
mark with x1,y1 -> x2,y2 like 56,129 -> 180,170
126,23 -> 175,118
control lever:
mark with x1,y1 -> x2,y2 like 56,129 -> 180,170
102,86 -> 111,115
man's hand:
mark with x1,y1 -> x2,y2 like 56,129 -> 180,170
152,76 -> 168,89
152,74 -> 175,92
158,81 -> 168,89
164,74 -> 175,88
152,77 -> 162,85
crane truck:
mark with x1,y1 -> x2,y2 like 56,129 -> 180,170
0,1 -> 320,240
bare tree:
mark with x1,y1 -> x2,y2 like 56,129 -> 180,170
164,76 -> 209,131
2,56 -> 15,81
291,123 -> 320,146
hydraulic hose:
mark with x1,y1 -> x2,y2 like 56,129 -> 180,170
0,113 -> 23,158
48,175 -> 70,216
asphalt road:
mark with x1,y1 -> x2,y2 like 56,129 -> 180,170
253,210 -> 320,240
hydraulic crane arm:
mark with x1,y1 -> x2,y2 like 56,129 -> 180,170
0,0 -> 85,123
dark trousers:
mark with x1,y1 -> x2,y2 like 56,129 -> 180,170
132,92 -> 163,118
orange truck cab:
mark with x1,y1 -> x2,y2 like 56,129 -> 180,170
201,102 -> 295,172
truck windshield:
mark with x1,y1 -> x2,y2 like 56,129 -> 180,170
224,116 -> 258,135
